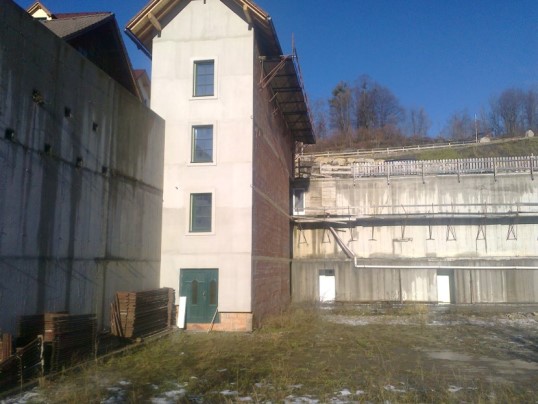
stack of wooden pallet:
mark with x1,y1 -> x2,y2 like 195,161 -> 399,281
17,314 -> 48,346
0,333 -> 12,362
0,336 -> 43,392
111,288 -> 175,339
17,312 -> 96,373
46,313 -> 96,372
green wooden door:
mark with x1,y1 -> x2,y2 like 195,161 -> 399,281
180,269 -> 218,323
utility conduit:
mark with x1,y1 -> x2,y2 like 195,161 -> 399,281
326,225 -> 538,270
352,257 -> 538,270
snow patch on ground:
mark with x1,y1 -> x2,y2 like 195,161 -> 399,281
326,312 -> 538,328
284,395 -> 320,403
384,384 -> 407,393
150,389 -> 187,404
448,385 -> 463,393
1,390 -> 45,404
220,389 -> 239,396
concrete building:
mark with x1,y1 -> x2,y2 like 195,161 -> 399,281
0,1 -> 165,334
292,156 -> 538,304
127,0 -> 315,331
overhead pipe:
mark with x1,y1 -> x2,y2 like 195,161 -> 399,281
353,257 -> 538,270
324,221 -> 538,271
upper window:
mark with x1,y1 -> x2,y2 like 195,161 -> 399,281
193,60 -> 214,97
190,193 -> 212,233
191,125 -> 213,163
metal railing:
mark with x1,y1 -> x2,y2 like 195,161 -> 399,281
318,155 -> 537,179
302,139 -> 478,159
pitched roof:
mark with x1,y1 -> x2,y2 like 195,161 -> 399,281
125,0 -> 279,56
41,13 -> 113,40
27,1 -> 53,19
26,2 -> 140,99
125,0 -> 315,144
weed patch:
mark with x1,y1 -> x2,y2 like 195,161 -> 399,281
25,304 -> 538,403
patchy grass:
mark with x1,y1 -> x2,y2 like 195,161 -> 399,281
409,137 -> 538,160
26,304 -> 538,403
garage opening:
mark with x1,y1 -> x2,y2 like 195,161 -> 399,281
319,269 -> 335,302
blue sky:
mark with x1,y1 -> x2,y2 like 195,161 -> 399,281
17,0 -> 538,135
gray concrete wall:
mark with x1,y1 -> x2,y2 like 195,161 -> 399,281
293,173 -> 538,303
292,259 -> 538,303
296,174 -> 538,259
0,1 -> 165,334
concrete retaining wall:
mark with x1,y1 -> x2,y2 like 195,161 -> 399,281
292,172 -> 538,303
0,1 -> 165,333
292,259 -> 538,303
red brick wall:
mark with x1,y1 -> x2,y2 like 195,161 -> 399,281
251,38 -> 295,326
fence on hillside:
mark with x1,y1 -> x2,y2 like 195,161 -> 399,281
302,140 -> 478,160
317,155 -> 537,180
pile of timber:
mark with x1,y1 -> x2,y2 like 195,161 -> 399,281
111,288 -> 175,339
0,336 -> 43,392
16,313 -> 96,373
0,333 -> 13,362
45,313 -> 96,372
17,314 -> 48,346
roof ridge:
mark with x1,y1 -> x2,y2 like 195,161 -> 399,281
54,12 -> 112,19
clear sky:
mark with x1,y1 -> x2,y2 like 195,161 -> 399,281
16,0 -> 538,135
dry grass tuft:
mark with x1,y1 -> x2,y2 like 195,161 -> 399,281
31,303 -> 537,403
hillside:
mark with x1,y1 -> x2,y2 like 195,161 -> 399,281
304,137 -> 538,161
410,137 -> 538,160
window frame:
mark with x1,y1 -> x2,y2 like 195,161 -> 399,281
190,124 -> 214,164
293,188 -> 305,215
193,59 -> 215,98
189,192 -> 213,234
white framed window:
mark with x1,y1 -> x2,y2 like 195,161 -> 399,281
191,125 -> 213,163
193,60 -> 214,97
190,193 -> 212,233
293,188 -> 305,215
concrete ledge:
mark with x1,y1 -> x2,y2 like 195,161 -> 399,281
186,312 -> 253,332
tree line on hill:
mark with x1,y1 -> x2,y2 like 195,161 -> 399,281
308,75 -> 538,151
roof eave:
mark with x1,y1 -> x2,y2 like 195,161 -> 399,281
126,0 -> 279,57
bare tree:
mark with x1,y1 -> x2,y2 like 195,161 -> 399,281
408,107 -> 431,138
491,88 -> 524,136
371,85 -> 404,128
444,110 -> 474,140
311,98 -> 329,140
329,81 -> 353,143
488,97 -> 503,137
355,75 -> 376,130
522,89 -> 538,131
354,75 -> 403,130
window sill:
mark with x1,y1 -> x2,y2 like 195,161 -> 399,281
187,161 -> 217,167
185,231 -> 216,236
190,95 -> 218,101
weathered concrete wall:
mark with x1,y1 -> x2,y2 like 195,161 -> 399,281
293,173 -> 538,303
296,174 -> 538,259
251,37 -> 294,327
292,260 -> 436,302
0,1 -> 165,334
292,259 -> 538,303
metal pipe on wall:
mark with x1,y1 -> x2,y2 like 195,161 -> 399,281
353,258 -> 538,271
